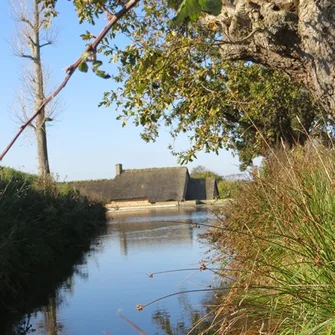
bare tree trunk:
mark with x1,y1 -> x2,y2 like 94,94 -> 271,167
32,0 -> 50,177
10,0 -> 58,177
36,118 -> 50,178
203,0 -> 335,116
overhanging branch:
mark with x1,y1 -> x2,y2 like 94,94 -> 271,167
20,53 -> 36,61
0,0 -> 140,161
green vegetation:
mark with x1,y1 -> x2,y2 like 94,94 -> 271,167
190,165 -> 223,181
0,167 -> 106,314
174,0 -> 222,23
97,1 -> 332,169
216,179 -> 244,200
5,2 -> 333,334
204,143 -> 335,334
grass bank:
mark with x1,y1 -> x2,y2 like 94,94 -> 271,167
204,144 -> 335,335
0,167 -> 106,316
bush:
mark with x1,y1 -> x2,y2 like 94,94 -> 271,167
0,167 -> 106,312
205,144 -> 335,334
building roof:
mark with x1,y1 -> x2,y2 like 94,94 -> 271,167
70,166 -> 219,204
69,179 -> 115,203
109,167 -> 189,202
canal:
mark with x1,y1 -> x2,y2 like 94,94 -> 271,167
14,207 -> 219,334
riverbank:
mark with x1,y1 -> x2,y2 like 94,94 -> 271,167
106,198 -> 231,212
204,144 -> 335,334
0,167 -> 106,324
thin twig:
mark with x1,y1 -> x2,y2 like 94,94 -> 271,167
147,267 -> 208,277
0,0 -> 140,161
136,288 -> 228,311
136,284 -> 295,312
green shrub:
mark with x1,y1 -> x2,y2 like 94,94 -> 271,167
0,167 -> 106,312
205,144 -> 335,335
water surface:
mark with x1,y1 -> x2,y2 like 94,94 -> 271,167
20,207 -> 218,334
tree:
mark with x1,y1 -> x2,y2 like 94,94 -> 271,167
36,0 -> 331,169
191,0 -> 335,118
97,11 -> 331,168
40,0 -> 335,118
11,0 -> 58,178
190,166 -> 223,181
21,0 -> 333,170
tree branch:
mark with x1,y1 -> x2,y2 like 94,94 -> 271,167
39,18 -> 49,29
40,41 -> 52,48
0,0 -> 140,161
214,28 -> 263,45
28,36 -> 36,46
20,53 -> 36,61
19,15 -> 34,29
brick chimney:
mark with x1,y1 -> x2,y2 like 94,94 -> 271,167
115,163 -> 123,176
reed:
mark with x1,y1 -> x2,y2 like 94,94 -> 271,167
204,142 -> 335,334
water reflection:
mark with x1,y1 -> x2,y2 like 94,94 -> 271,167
152,288 -> 224,335
39,296 -> 62,335
114,219 -> 194,257
13,208 -> 217,335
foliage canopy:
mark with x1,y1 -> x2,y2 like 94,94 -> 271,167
40,0 -> 333,169
95,1 -> 329,169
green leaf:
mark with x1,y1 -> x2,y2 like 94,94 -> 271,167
92,60 -> 111,79
78,61 -> 88,73
199,0 -> 221,15
95,70 -> 111,79
174,0 -> 221,23
92,60 -> 103,71
174,0 -> 201,23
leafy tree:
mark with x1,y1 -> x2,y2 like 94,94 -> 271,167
97,14 -> 330,168
41,0 -> 335,120
40,0 -> 333,169
190,166 -> 222,181
21,0 -> 333,171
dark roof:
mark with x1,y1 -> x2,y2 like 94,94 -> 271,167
69,180 -> 115,203
69,167 -> 219,203
186,178 -> 219,200
109,167 -> 189,202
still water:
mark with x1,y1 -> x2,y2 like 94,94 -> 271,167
20,208 -> 218,335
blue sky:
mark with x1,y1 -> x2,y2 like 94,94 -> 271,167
0,1 -> 242,181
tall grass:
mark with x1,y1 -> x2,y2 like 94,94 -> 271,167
204,143 -> 335,335
0,167 -> 106,314
217,179 -> 246,199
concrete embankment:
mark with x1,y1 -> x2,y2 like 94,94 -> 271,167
106,199 -> 231,212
